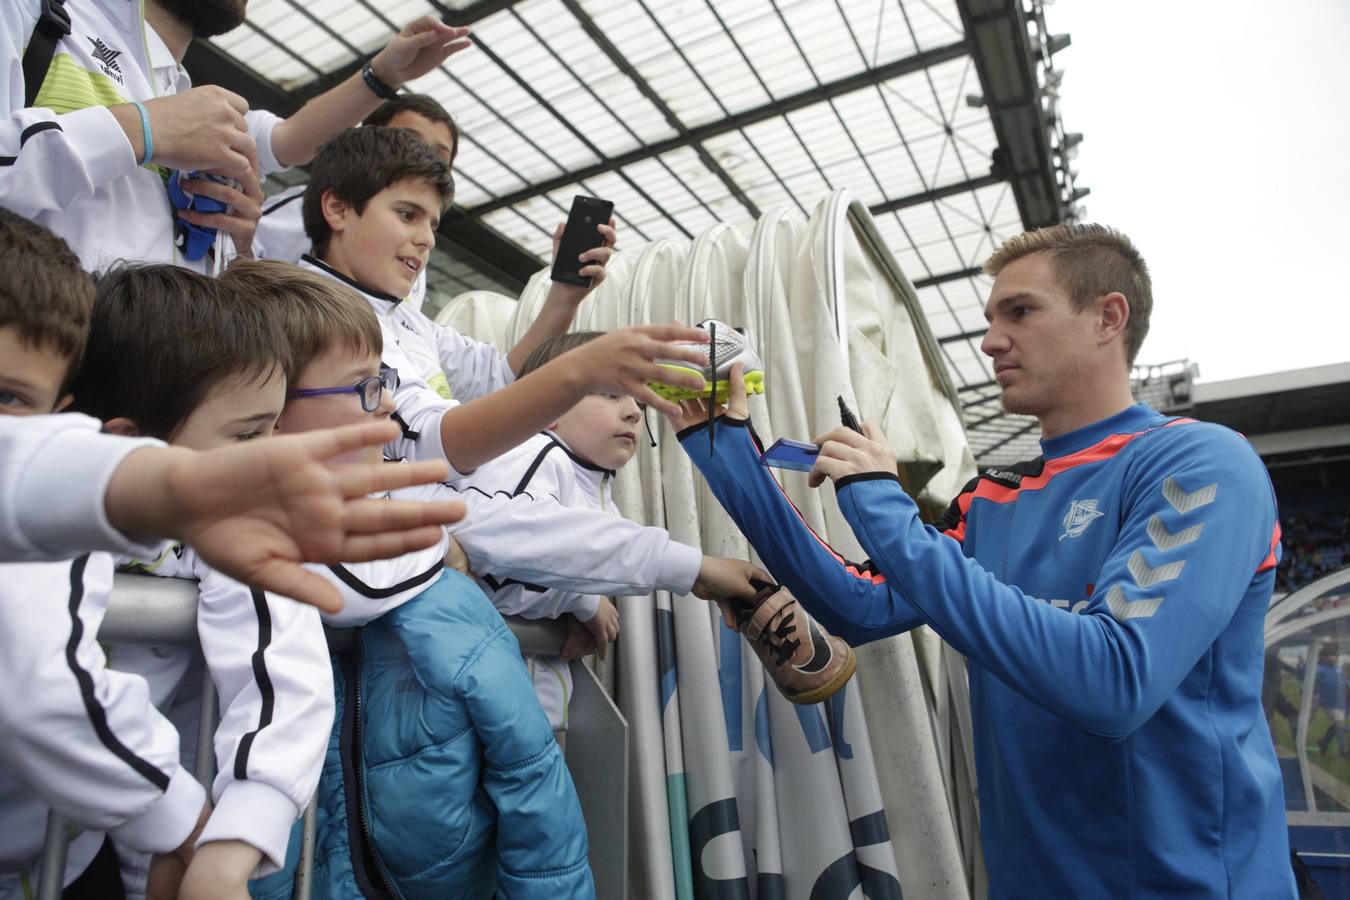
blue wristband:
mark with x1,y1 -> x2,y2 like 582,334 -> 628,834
130,100 -> 153,165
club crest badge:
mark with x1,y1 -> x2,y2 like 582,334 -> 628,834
1060,498 -> 1104,540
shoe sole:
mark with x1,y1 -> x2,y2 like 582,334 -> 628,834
649,366 -> 765,403
782,647 -> 858,706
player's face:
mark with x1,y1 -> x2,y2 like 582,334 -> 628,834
981,252 -> 1102,420
385,111 -> 457,164
553,392 -> 643,472
0,325 -> 71,416
278,349 -> 393,464
172,368 -> 286,450
325,179 -> 440,299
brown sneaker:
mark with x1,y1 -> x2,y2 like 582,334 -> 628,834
727,583 -> 857,705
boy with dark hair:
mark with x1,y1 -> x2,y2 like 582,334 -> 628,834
0,212 -> 207,900
223,259 -> 765,899
296,125 -> 707,478
69,264 -> 334,900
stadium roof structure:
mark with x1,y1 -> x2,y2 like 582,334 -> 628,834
192,0 -> 1086,468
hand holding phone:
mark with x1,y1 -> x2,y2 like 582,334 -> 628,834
551,195 -> 615,286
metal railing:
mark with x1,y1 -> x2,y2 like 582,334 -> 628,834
36,573 -> 627,898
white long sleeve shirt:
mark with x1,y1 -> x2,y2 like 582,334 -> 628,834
298,256 -> 514,473
461,432 -> 621,623
115,545 -> 334,876
0,553 -> 205,897
0,414 -> 163,562
1,0 -> 283,272
320,478 -> 700,628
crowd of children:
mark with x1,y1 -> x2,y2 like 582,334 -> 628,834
0,86 -> 860,899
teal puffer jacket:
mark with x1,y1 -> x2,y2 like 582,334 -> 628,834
252,569 -> 593,899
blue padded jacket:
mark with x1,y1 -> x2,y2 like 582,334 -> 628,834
679,406 -> 1293,899
251,569 -> 593,899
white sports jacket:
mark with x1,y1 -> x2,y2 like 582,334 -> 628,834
0,414 -> 163,563
115,544 -> 334,876
298,256 -> 514,472
1,0 -> 283,272
321,479 -> 700,628
461,432 -> 620,623
0,553 -> 205,897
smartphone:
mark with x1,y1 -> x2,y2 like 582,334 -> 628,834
551,195 -> 614,286
760,438 -> 820,472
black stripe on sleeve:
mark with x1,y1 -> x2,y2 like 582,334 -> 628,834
64,554 -> 172,791
233,591 -> 276,780
512,440 -> 560,496
261,190 -> 304,216
326,559 -> 443,599
0,121 -> 63,166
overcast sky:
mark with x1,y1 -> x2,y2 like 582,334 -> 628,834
1044,0 -> 1350,383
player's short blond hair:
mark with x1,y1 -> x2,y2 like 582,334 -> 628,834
221,259 -> 382,383
984,223 -> 1152,364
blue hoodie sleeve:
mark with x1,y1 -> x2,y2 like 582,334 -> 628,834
677,417 -> 922,644
834,422 -> 1280,739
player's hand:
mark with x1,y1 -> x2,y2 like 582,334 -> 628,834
107,422 -> 466,613
563,324 -> 709,417
179,840 -> 261,900
692,556 -> 770,602
664,362 -> 749,432
547,217 -> 618,304
579,597 -> 620,660
113,87 -> 257,178
370,17 -> 473,87
176,155 -> 265,259
807,422 -> 898,488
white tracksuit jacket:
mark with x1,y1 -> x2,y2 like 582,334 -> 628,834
461,432 -> 617,624
0,414 -> 164,562
322,479 -> 700,628
460,432 -> 626,729
0,553 -> 205,898
254,187 -> 429,315
114,544 -> 334,878
1,0 -> 283,273
298,256 -> 514,472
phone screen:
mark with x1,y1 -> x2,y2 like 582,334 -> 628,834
551,195 -> 614,286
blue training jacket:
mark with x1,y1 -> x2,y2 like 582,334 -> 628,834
679,404 -> 1294,898
252,569 -> 593,900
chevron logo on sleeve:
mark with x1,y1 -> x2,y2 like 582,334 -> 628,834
1162,477 -> 1217,515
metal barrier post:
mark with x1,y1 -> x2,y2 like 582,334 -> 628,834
294,796 -> 318,900
194,670 -> 218,788
36,811 -> 69,900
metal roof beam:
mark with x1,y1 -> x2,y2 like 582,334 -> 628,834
558,0 -> 759,220
954,0 -> 1064,228
869,173 -> 1005,217
914,266 -> 983,290
938,325 -> 990,345
456,39 -> 969,219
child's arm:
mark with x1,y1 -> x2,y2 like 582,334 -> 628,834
504,219 -> 618,376
190,563 -> 336,878
391,324 -> 710,476
0,556 -> 207,853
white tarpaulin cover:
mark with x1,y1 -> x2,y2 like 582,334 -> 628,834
448,191 -> 980,900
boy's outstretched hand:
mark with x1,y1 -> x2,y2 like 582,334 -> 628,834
107,421 -> 466,613
569,324 -> 710,417
693,555 -> 771,603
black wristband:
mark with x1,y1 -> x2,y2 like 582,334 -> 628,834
361,61 -> 399,101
